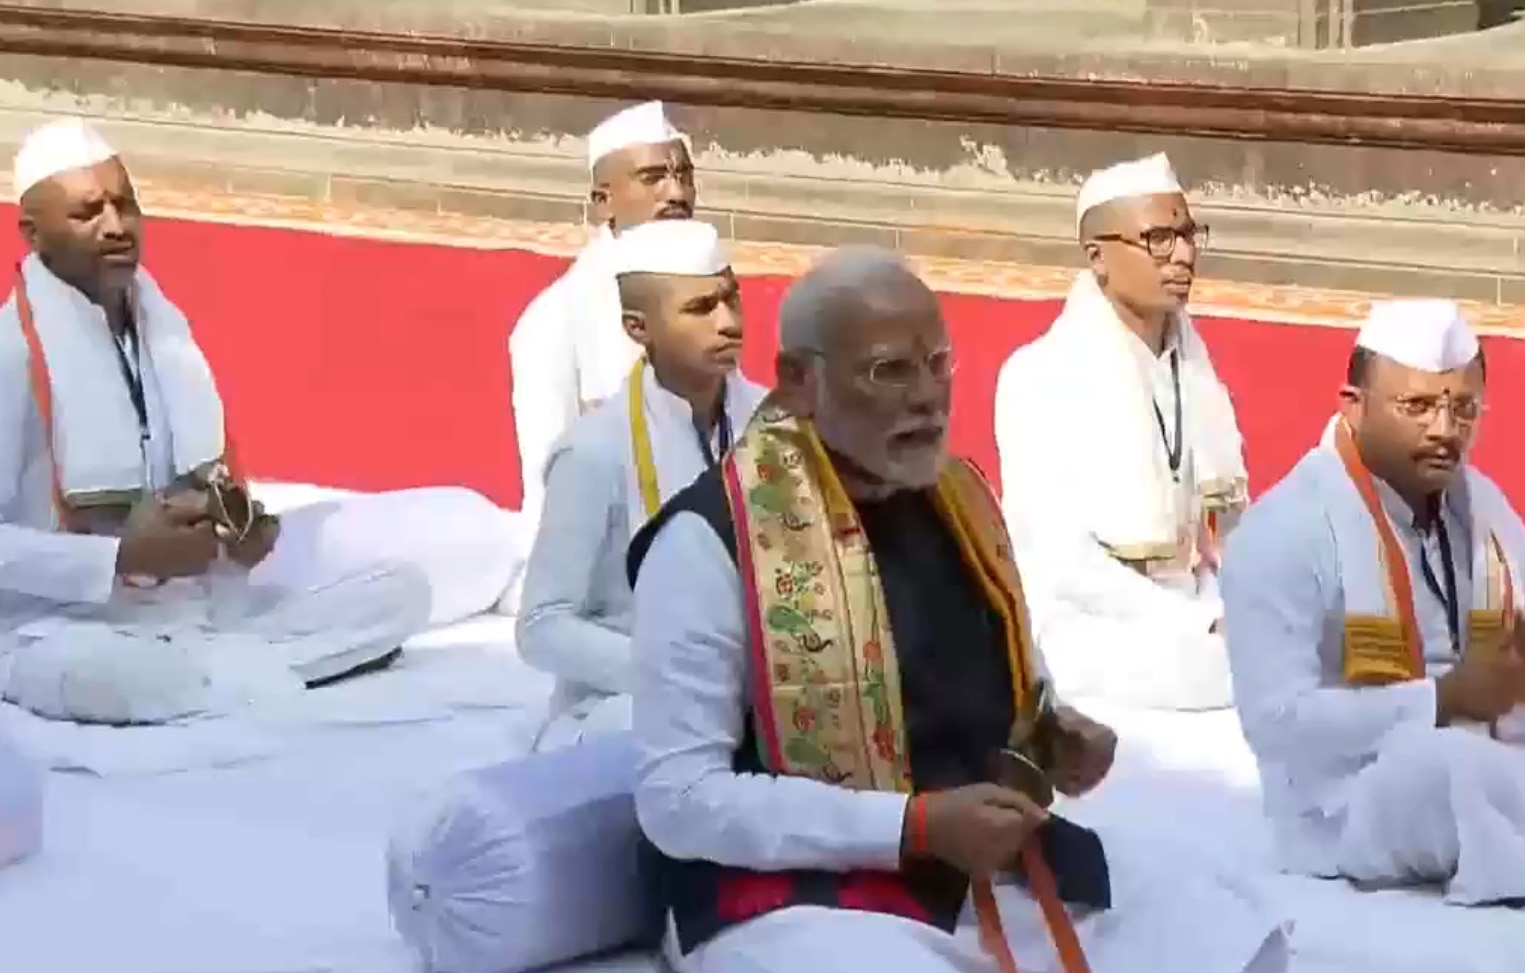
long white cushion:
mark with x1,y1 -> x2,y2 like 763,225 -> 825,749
0,727 -> 43,868
387,734 -> 649,973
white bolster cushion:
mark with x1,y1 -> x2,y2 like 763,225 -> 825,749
0,728 -> 44,868
387,734 -> 648,973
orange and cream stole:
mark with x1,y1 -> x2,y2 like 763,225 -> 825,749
1333,419 -> 1515,699
720,398 -> 1090,973
13,264 -> 247,536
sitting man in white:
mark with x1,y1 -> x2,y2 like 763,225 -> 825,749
626,246 -> 1287,973
1223,299 -> 1525,906
510,100 -> 696,521
518,219 -> 764,751
995,153 -> 1247,711
0,118 -> 520,724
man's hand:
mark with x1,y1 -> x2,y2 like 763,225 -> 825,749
222,503 -> 280,569
115,494 -> 219,579
1437,630 -> 1525,725
1049,706 -> 1117,797
906,783 -> 1048,877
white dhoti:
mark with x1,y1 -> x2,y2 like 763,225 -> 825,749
534,693 -> 633,753
669,829 -> 1288,973
1035,611 -> 1233,712
1335,723 -> 1525,905
253,486 -> 524,627
0,486 -> 529,724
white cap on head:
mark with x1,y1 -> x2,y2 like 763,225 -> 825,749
609,219 -> 729,278
587,101 -> 683,170
12,118 -> 119,201
1075,152 -> 1183,236
1355,299 -> 1480,374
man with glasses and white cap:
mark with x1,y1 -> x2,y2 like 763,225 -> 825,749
517,218 -> 762,751
0,117 -> 520,724
1223,299 -> 1525,906
994,153 -> 1247,711
509,101 -> 697,524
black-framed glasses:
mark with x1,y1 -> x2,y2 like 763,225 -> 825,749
1094,224 -> 1210,260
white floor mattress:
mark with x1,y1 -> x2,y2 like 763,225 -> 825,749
8,684 -> 1519,973
1,486 -> 1519,972
1069,699 -> 1525,973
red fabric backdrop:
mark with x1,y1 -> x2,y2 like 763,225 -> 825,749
3,210 -> 1521,510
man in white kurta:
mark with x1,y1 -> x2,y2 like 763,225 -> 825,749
1223,299 -> 1525,906
517,220 -> 764,751
509,101 -> 697,521
628,247 -> 1287,973
996,154 -> 1247,711
0,119 -> 521,724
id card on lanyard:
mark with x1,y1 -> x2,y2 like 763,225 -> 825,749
111,321 -> 155,494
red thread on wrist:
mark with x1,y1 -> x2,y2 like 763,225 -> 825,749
909,794 -> 929,857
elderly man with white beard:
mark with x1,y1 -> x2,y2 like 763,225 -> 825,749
624,246 -> 1289,973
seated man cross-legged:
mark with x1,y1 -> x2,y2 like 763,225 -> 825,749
0,119 -> 521,724
517,219 -> 764,751
996,154 -> 1247,711
627,246 -> 1288,972
1224,299 -> 1525,906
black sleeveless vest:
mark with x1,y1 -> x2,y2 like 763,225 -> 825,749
627,465 -> 1023,955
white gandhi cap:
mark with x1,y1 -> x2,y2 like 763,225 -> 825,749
609,219 -> 730,278
12,117 -> 119,201
587,101 -> 684,170
1355,299 -> 1480,373
1074,152 -> 1183,236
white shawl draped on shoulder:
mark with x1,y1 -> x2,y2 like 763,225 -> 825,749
510,226 -> 641,516
14,253 -> 224,503
1027,270 -> 1246,559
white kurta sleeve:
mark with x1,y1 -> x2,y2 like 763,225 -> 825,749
0,318 -> 120,605
515,436 -> 634,696
509,284 -> 580,519
632,512 -> 909,872
994,371 -> 1216,637
1221,500 -> 1435,768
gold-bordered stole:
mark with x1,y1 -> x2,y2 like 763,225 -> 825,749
718,399 -> 1038,794
1335,418 -> 1515,685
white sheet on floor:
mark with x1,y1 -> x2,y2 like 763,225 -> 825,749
0,726 -> 43,868
1063,696 -> 1525,973
0,615 -> 565,973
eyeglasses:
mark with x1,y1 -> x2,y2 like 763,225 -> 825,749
1391,394 -> 1485,427
1093,224 -> 1210,261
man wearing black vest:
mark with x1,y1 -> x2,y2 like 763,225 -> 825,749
626,246 -> 1288,973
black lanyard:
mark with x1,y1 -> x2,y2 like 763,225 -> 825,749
1152,350 -> 1183,481
1416,515 -> 1462,656
695,403 -> 732,468
111,321 -> 150,445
